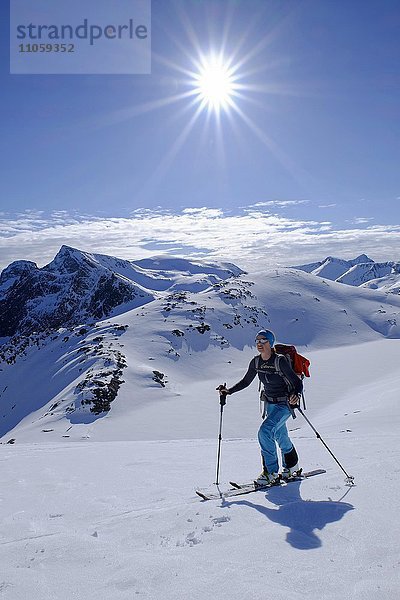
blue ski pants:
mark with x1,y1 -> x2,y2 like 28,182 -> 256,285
258,403 -> 294,474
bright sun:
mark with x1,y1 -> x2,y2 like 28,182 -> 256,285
194,59 -> 235,111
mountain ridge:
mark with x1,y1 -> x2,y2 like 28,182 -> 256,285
0,245 -> 243,340
293,254 -> 400,292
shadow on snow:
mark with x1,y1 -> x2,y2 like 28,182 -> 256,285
223,480 -> 354,550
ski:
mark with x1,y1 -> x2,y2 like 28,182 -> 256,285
229,468 -> 326,489
195,469 -> 326,501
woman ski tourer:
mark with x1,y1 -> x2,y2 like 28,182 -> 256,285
218,329 -> 303,486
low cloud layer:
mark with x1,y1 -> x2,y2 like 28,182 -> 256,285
0,207 -> 399,271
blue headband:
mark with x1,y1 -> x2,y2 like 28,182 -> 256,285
256,330 -> 275,346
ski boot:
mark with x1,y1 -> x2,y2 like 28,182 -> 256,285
254,470 -> 280,487
280,463 -> 302,480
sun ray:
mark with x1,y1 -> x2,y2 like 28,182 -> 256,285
137,101 -> 205,202
228,100 -> 316,188
90,90 -> 198,130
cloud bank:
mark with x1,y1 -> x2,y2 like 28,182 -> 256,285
0,207 -> 399,271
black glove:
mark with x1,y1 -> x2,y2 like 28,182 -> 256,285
216,383 -> 229,406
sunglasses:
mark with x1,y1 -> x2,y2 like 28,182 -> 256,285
255,338 -> 270,345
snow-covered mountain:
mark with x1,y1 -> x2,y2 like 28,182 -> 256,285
295,254 -> 373,278
293,254 -> 400,292
1,246 -> 400,443
2,247 -> 400,599
0,245 -> 243,339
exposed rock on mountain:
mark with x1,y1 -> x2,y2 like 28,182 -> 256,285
0,246 -> 242,339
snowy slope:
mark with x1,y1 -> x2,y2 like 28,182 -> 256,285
359,271 -> 400,294
1,339 -> 400,600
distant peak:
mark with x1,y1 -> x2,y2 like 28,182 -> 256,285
323,254 -> 374,265
58,245 -> 81,255
352,254 -> 374,264
45,245 -> 93,274
324,256 -> 347,264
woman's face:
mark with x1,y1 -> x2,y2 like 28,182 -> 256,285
255,336 -> 270,353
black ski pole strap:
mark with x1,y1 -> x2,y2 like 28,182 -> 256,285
286,399 -> 297,419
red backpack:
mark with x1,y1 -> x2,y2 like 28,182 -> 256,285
274,344 -> 310,379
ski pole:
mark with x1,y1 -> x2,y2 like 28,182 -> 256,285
297,407 -> 355,486
215,384 -> 227,485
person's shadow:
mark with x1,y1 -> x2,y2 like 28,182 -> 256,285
223,480 -> 354,549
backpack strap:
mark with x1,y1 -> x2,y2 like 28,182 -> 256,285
255,355 -> 267,385
255,356 -> 264,416
276,354 -> 305,413
274,354 -> 294,393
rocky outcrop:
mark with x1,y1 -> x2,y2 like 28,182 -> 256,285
0,246 -> 154,338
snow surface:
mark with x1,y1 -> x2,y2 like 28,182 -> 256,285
1,339 -> 400,600
1,258 -> 400,599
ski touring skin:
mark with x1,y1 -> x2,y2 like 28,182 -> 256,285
195,468 -> 326,501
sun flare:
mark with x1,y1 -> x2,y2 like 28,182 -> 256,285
194,58 -> 236,111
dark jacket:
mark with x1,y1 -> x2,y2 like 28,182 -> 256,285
228,352 -> 303,400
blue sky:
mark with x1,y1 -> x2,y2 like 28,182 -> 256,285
1,0 -> 399,269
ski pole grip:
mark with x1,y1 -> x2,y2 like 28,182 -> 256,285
216,383 -> 228,406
